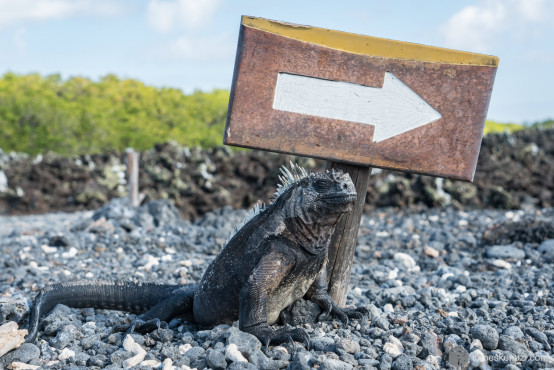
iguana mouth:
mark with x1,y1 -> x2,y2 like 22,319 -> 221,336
323,194 -> 357,205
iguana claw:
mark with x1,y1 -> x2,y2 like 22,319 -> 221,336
112,318 -> 168,336
338,306 -> 368,323
243,323 -> 310,349
312,292 -> 368,325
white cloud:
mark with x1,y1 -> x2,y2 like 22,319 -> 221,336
440,1 -> 506,52
147,0 -> 220,33
440,0 -> 553,52
0,0 -> 124,28
158,33 -> 235,61
516,0 -> 550,22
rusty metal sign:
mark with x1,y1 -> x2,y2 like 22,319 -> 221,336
224,16 -> 499,181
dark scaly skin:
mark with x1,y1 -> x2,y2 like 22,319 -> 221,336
23,168 -> 368,345
26,281 -> 196,342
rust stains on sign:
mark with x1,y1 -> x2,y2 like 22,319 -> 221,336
224,16 -> 498,181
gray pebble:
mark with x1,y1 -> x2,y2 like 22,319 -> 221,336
109,349 -> 132,364
488,349 -> 517,367
358,358 -> 380,367
447,346 -> 470,369
528,339 -> 543,352
150,328 -> 173,342
504,365 -> 520,370
87,354 -> 108,367
0,343 -> 40,365
42,305 -> 75,335
227,361 -> 258,370
39,342 -> 55,362
1,197 -> 554,370
470,324 -> 499,350
49,325 -> 80,349
0,295 -> 29,322
227,327 -> 262,356
373,317 -> 390,330
160,345 -> 181,361
524,327 -> 551,350
485,245 -> 525,259
73,350 -> 90,366
288,350 -> 312,370
458,308 -> 477,325
391,354 -> 413,370
337,349 -> 357,366
319,358 -> 353,370
443,334 -> 463,353
311,336 -> 336,352
503,325 -> 524,340
523,350 -> 554,368
337,337 -> 360,354
267,347 -> 290,361
206,348 -> 227,370
107,332 -> 123,345
249,348 -> 286,369
538,239 -> 554,261
379,353 -> 393,370
184,345 -> 206,361
498,335 -> 530,360
80,334 -> 101,350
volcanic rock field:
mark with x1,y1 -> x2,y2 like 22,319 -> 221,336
0,128 -> 553,369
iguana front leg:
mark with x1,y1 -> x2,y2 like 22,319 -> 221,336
239,244 -> 309,347
307,263 -> 368,324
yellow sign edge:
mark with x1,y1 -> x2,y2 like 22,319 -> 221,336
242,16 -> 499,67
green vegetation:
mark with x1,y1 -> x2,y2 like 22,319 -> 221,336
483,120 -> 524,135
532,119 -> 554,129
483,118 -> 553,135
0,73 -> 229,155
0,73 -> 551,156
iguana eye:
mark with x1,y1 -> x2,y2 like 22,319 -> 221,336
313,179 -> 332,193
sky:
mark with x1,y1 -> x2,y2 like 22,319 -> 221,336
0,0 -> 553,124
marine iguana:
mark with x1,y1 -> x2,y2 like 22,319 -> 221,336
25,163 -> 367,345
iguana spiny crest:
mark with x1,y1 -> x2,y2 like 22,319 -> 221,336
228,162 -> 357,247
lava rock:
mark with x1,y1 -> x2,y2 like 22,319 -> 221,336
206,348 -> 227,370
0,343 -> 40,366
227,361 -> 258,370
318,358 -> 353,370
420,330 -> 442,357
311,336 -> 336,352
498,335 -> 530,360
0,296 -> 29,323
226,327 -> 262,357
485,245 -> 526,259
470,325 -> 499,350
391,354 -> 413,370
503,326 -> 524,340
538,239 -> 554,262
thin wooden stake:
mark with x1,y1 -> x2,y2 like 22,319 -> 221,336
126,149 -> 140,207
325,162 -> 371,306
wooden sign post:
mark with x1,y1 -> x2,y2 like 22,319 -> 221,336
224,16 -> 499,304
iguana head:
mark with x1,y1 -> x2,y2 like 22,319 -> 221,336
300,168 -> 357,218
278,165 -> 357,254
225,163 -> 357,247
272,164 -> 357,253
275,163 -> 357,219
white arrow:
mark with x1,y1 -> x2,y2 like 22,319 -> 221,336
272,72 -> 442,143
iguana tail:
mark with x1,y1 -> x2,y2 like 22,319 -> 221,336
26,280 -> 197,342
